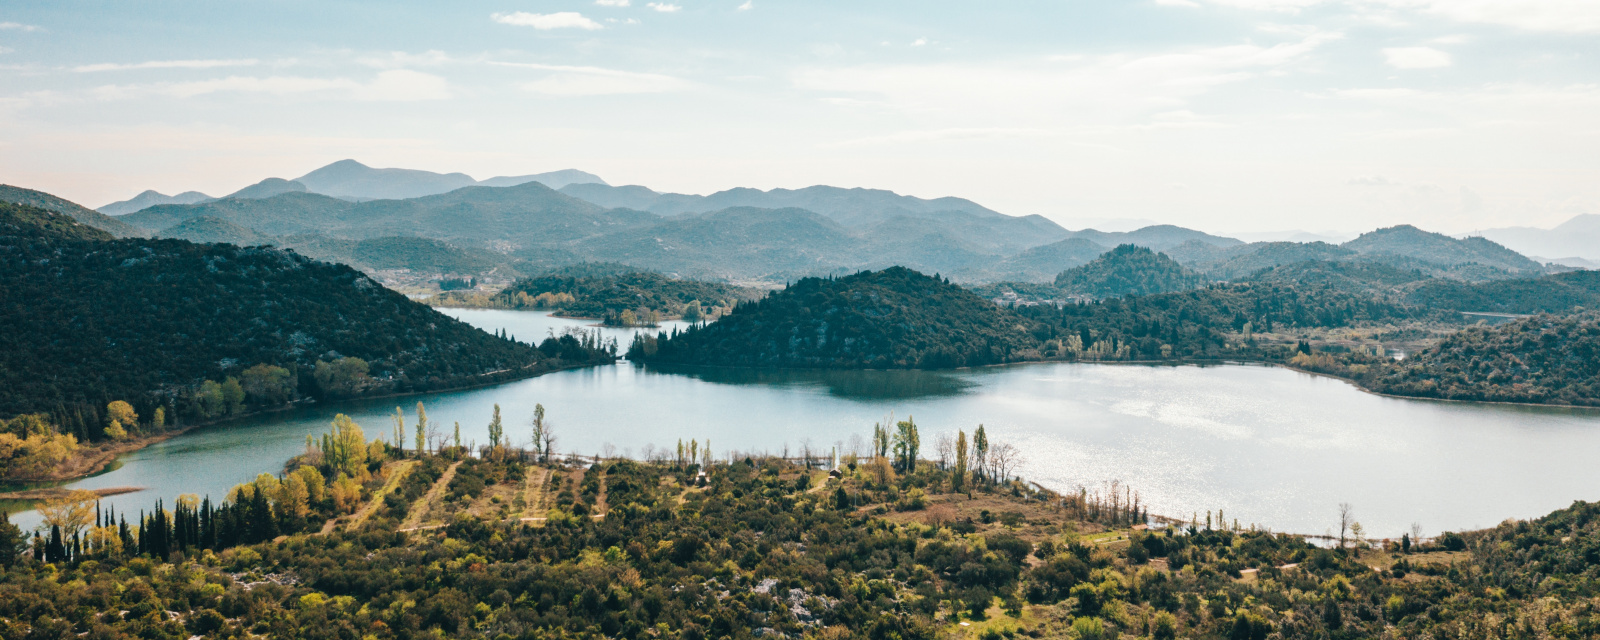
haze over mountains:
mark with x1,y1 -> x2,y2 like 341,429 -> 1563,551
94,160 -> 609,214
5,159 -> 1586,291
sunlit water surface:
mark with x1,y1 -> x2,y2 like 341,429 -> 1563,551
14,309 -> 1600,539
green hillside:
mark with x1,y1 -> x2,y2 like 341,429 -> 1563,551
0,184 -> 144,238
1053,244 -> 1205,299
156,216 -> 271,246
1343,225 -> 1542,274
1403,270 -> 1600,314
1244,260 -> 1432,294
437,266 -> 760,321
0,201 -> 612,436
1365,313 -> 1600,406
630,267 -> 1038,368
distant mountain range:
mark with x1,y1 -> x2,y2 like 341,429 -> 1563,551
6,162 -> 1570,290
95,159 -> 609,215
1473,214 -> 1600,263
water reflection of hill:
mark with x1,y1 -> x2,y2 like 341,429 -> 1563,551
637,363 -> 975,400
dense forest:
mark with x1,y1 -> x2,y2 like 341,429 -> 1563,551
1358,313 -> 1600,406
434,264 -> 758,322
1013,283 -> 1417,362
1052,245 -> 1205,300
629,267 -> 1039,369
4,413 -> 1599,639
0,202 -> 614,451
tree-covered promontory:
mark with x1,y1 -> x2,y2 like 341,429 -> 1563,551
0,201 -> 614,444
433,263 -> 759,323
630,267 -> 1039,368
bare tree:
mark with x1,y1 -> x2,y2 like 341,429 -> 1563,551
601,443 -> 617,460
425,420 -> 443,454
989,442 -> 1024,484
1338,503 -> 1355,550
541,422 -> 557,463
847,433 -> 866,459
1411,522 -> 1424,543
935,433 -> 954,470
799,438 -> 814,469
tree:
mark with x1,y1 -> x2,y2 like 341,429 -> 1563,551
973,425 -> 989,482
531,404 -> 550,461
989,442 -> 1023,484
38,489 -> 97,537
488,404 -> 503,448
152,406 -> 165,431
320,414 -> 368,478
314,357 -> 372,397
935,433 -> 953,470
194,380 -> 225,418
892,417 -> 920,473
240,364 -> 295,406
1338,503 -> 1354,551
0,509 -> 25,567
392,407 -> 405,453
453,422 -> 461,449
220,377 -> 245,415
415,402 -> 427,453
106,401 -> 138,432
953,430 -> 969,492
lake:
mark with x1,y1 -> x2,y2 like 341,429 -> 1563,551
13,308 -> 1600,540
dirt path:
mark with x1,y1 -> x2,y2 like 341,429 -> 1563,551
341,460 -> 416,532
594,467 -> 608,518
519,467 -> 549,518
399,460 -> 462,531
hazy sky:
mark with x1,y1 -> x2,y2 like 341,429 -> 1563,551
2,0 -> 1596,234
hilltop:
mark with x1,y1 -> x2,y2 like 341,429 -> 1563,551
1344,225 -> 1541,274
0,199 -> 613,435
630,267 -> 1039,369
1053,244 -> 1205,299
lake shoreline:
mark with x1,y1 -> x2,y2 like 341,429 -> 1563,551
5,358 -> 614,487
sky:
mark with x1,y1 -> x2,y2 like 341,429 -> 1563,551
1,0 -> 1596,235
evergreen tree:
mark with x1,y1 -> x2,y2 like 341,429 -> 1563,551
0,509 -> 23,567
973,425 -> 989,482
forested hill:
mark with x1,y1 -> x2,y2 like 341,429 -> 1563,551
0,201 -> 610,429
1365,313 -> 1600,406
0,184 -> 143,238
436,265 -> 760,321
1053,244 -> 1205,299
629,267 -> 1038,368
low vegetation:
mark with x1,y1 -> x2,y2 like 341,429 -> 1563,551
3,412 -> 1597,639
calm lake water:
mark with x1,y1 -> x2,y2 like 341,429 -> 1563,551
13,309 -> 1600,540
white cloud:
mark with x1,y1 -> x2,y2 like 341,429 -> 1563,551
491,11 -> 604,30
1391,0 -> 1600,34
1382,46 -> 1451,69
795,31 -> 1340,126
0,46 -> 11,54
911,38 -> 927,47
1162,0 -> 1600,33
595,0 -> 631,5
491,61 -> 690,96
647,3 -> 682,12
73,58 -> 260,73
738,1 -> 754,10
354,69 -> 453,101
1154,0 -> 1202,7
90,70 -> 450,102
0,22 -> 42,32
